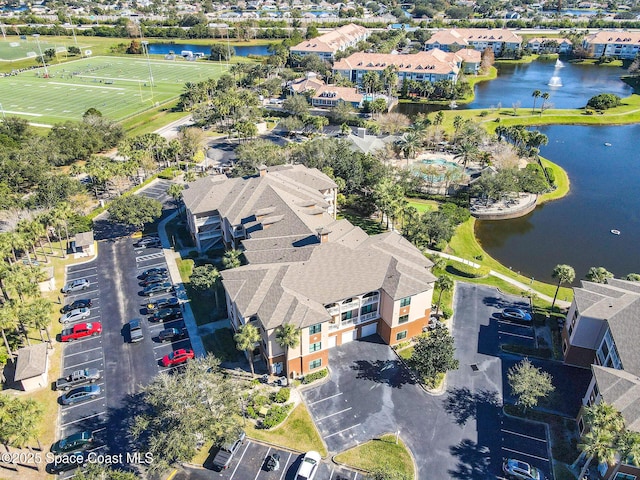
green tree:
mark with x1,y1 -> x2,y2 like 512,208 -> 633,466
275,323 -> 300,377
283,95 -> 310,118
234,323 -> 261,376
190,264 -> 220,307
586,266 -> 614,284
531,89 -> 541,113
167,184 -> 185,207
410,326 -> 459,385
131,355 -> 243,474
107,195 -> 162,229
331,101 -> 355,124
551,264 -> 575,310
507,358 -> 555,412
222,250 -> 242,269
434,275 -> 454,317
0,394 -> 43,446
75,463 -> 139,480
625,273 -> 640,281
369,468 -> 412,480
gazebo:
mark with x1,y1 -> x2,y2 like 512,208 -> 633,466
14,343 -> 49,391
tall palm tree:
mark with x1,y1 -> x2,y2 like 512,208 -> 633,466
27,298 -> 53,345
434,275 -> 454,317
167,184 -> 185,213
551,264 -> 575,310
234,323 -> 261,376
37,213 -> 56,256
531,89 -> 541,113
540,92 -> 550,116
275,323 -> 300,377
576,426 -> 618,480
586,266 -> 614,284
611,430 -> 640,477
0,303 -> 17,361
222,249 -> 242,269
454,142 -> 479,168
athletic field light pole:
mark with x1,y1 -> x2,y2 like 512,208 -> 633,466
32,34 -> 49,78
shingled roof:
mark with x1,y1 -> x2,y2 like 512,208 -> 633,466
14,343 -> 48,381
593,365 -> 640,432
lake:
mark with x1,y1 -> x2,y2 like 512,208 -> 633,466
475,124 -> 640,284
148,43 -> 270,57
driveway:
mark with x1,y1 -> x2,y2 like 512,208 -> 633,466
300,283 -> 591,479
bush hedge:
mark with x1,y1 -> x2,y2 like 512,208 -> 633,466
259,404 -> 293,429
273,387 -> 290,404
302,368 -> 328,384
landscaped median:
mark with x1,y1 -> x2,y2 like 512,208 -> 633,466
334,434 -> 415,480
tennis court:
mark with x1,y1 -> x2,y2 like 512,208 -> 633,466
0,56 -> 227,124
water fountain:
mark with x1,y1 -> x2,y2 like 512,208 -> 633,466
555,59 -> 565,68
548,76 -> 563,87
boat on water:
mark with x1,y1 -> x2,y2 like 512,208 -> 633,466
604,142 -> 612,147
611,229 -> 621,235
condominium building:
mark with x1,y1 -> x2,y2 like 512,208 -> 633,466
526,37 -> 573,54
424,28 -> 522,55
332,48 -> 481,87
581,31 -> 640,59
290,23 -> 370,61
563,279 -> 640,479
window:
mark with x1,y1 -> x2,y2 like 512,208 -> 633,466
396,330 -> 407,341
400,297 -> 411,307
342,310 -> 355,321
399,315 -> 409,324
309,323 -> 321,335
361,304 -> 377,315
309,359 -> 322,370
310,342 -> 321,353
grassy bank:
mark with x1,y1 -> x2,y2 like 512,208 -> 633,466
334,434 -> 414,479
538,156 -> 570,204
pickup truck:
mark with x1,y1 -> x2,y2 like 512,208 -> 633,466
212,431 -> 246,471
55,368 -> 101,391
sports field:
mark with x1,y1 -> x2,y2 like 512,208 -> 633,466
0,56 -> 227,124
0,38 -> 81,61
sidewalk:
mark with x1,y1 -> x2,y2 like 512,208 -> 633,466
425,248 -> 571,309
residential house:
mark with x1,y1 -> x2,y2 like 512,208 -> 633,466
581,31 -> 640,59
289,23 -> 370,61
563,279 -> 640,479
424,28 -> 522,56
333,49 -> 481,87
288,72 -> 364,108
288,72 -> 326,95
526,37 -> 573,54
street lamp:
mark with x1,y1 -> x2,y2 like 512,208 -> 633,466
0,103 -> 5,120
32,34 -> 49,78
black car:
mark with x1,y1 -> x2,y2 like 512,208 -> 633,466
139,274 -> 169,287
51,431 -> 93,454
60,299 -> 92,314
142,282 -> 174,296
158,327 -> 188,342
139,267 -> 168,279
48,452 -> 88,474
147,297 -> 180,313
149,308 -> 183,323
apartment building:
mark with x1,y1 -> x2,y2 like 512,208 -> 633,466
582,31 -> 640,59
526,37 -> 573,54
425,28 -> 522,55
287,73 -> 364,108
563,279 -> 640,479
333,48 -> 481,87
290,23 -> 370,61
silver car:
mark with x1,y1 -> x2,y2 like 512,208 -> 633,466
59,307 -> 91,324
503,458 -> 543,480
62,278 -> 90,294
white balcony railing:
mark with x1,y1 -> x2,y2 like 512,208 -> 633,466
359,311 -> 378,323
326,305 -> 340,316
361,295 -> 379,306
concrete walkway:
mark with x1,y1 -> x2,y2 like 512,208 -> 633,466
425,248 -> 571,309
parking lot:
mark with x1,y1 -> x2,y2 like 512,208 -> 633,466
136,179 -> 173,207
496,315 -> 536,349
498,417 -> 552,480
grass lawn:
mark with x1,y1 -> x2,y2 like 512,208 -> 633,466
338,209 -> 387,235
201,328 -> 241,362
175,257 -> 227,326
0,55 -> 227,124
538,156 -> 570,204
334,434 -> 414,479
245,404 -> 327,457
406,198 -> 439,213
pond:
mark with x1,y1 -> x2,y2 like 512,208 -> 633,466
148,43 -> 270,57
475,124 -> 640,284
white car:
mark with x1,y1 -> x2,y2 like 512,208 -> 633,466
62,278 -> 90,294
503,458 -> 543,480
295,451 -> 321,480
59,308 -> 91,324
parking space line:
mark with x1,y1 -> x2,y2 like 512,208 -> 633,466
308,392 -> 343,405
255,448 -> 270,480
92,427 -> 107,434
64,346 -> 103,357
68,266 -> 97,274
502,429 -> 547,442
502,447 -> 550,463
278,453 -> 291,480
499,331 -> 534,340
137,262 -> 166,271
64,358 -> 103,370
152,339 -> 189,350
68,273 -> 98,279
61,411 -> 106,428
316,407 -> 352,422
229,443 -> 251,480
61,397 -> 105,412
325,423 -> 361,439
136,253 -> 165,262
498,319 -> 531,327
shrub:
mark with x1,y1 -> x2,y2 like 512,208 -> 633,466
544,167 -> 555,185
302,368 -> 328,384
259,404 -> 293,429
158,167 -> 178,179
585,109 -> 595,115
586,93 -> 621,110
273,387 -> 290,403
479,110 -> 489,117
252,394 -> 270,407
494,117 -> 501,123
474,254 -> 484,261
246,406 -> 258,419
441,306 -> 453,319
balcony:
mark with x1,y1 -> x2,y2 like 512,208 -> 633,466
359,311 -> 378,323
195,215 -> 221,227
326,305 -> 340,316
361,295 -> 379,306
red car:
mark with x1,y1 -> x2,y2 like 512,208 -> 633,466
161,349 -> 194,367
61,322 -> 102,342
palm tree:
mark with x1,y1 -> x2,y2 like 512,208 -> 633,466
575,426 -> 618,480
0,303 -> 17,360
28,298 -> 53,345
531,89 -> 541,113
167,184 -> 185,211
184,171 -> 196,183
234,323 -> 261,376
611,430 -> 640,477
454,142 -> 479,168
222,249 -> 242,269
540,92 -> 550,116
275,323 -> 300,377
434,275 -> 454,317
586,266 -> 614,284
551,264 -> 575,310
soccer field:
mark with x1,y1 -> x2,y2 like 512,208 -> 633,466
0,56 -> 227,124
0,38 -> 77,61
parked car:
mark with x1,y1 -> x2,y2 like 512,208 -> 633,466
48,451 -> 88,474
158,327 -> 188,342
59,307 -> 91,324
147,297 -> 179,313
61,322 -> 102,342
503,458 -> 543,480
60,385 -> 101,405
149,308 -> 183,323
51,431 -> 94,454
134,236 -> 161,248
60,299 -> 92,314
295,451 -> 321,480
161,349 -> 194,367
212,430 -> 246,471
139,267 -> 168,279
501,308 -> 533,323
55,368 -> 101,391
139,274 -> 169,287
142,282 -> 174,296
62,278 -> 90,294
128,319 -> 143,343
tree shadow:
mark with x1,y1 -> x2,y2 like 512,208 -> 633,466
443,387 -> 501,426
448,439 -> 493,480
482,295 -> 528,309
350,359 -> 416,388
